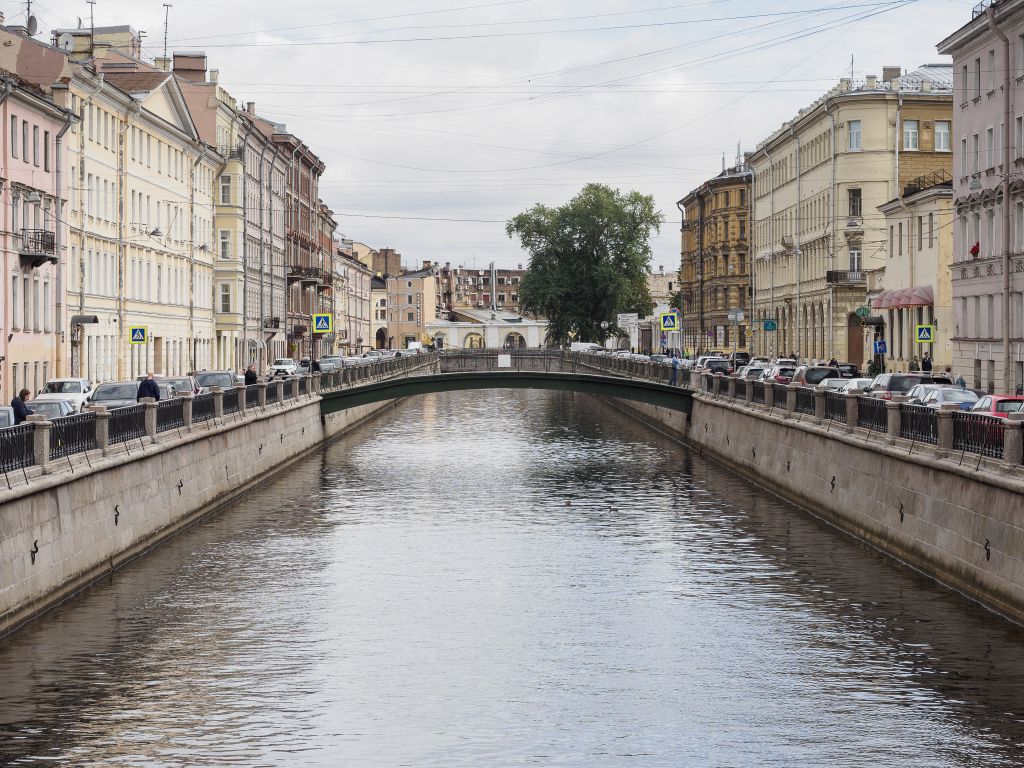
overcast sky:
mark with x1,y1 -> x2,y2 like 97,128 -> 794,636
20,0 -> 974,269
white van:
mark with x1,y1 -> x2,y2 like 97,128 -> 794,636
569,342 -> 604,353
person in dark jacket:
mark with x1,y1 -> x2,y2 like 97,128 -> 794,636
921,352 -> 933,372
244,365 -> 258,386
11,389 -> 33,424
137,373 -> 161,401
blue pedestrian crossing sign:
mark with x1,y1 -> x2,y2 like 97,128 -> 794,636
128,326 -> 147,345
313,313 -> 333,334
915,324 -> 935,343
659,312 -> 678,331
874,339 -> 887,355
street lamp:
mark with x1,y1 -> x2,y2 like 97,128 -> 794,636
600,320 -> 609,348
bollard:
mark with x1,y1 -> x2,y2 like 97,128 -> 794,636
141,397 -> 158,442
726,376 -> 736,400
28,416 -> 51,470
845,390 -> 861,433
783,384 -> 797,418
181,394 -> 194,432
712,372 -> 722,397
95,409 -> 110,453
291,376 -> 300,400
210,386 -> 224,419
885,401 -> 901,445
257,381 -> 268,408
237,386 -> 247,415
936,408 -> 954,457
1003,414 -> 1023,466
765,381 -> 776,410
276,379 -> 285,403
813,388 -> 826,424
745,377 -> 755,406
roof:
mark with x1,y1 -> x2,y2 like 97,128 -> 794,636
102,71 -> 171,94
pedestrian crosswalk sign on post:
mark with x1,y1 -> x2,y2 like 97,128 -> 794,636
313,313 -> 333,334
915,324 -> 934,343
659,312 -> 678,331
128,326 -> 147,345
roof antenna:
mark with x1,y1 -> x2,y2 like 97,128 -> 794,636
162,3 -> 172,60
722,152 -> 726,172
86,0 -> 95,52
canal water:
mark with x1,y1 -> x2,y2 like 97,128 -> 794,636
2,390 -> 1024,767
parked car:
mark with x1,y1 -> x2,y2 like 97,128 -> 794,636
693,355 -> 727,372
904,383 -> 947,405
137,375 -> 200,395
836,363 -> 861,378
743,366 -> 770,381
88,382 -> 147,410
863,373 -> 952,400
0,405 -> 15,427
840,377 -> 874,392
363,350 -> 385,359
921,387 -> 980,410
30,399 -> 77,420
270,358 -> 298,378
649,354 -> 671,365
792,365 -> 840,386
38,378 -> 95,411
705,359 -> 734,375
816,378 -> 850,392
969,395 -> 1024,415
193,371 -> 238,392
762,365 -> 796,384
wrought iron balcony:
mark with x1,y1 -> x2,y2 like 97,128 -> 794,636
288,265 -> 322,285
826,270 -> 866,285
19,229 -> 57,268
293,325 -> 308,336
262,316 -> 281,329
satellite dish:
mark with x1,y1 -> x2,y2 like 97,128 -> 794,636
26,15 -> 38,36
57,33 -> 75,52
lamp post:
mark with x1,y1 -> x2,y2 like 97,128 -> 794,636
600,320 -> 609,348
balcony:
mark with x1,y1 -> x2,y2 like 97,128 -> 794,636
293,325 -> 308,336
262,316 -> 281,329
288,266 -> 322,285
826,270 -> 866,286
19,229 -> 57,269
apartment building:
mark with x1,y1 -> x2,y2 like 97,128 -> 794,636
386,265 -> 440,349
679,162 -> 752,354
446,262 -> 524,314
938,1 -> 1024,392
748,65 -> 953,365
332,248 -> 372,355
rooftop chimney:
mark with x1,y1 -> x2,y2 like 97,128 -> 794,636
246,101 -> 255,115
172,52 -> 207,82
866,74 -> 878,89
209,69 -> 219,84
882,66 -> 901,83
155,56 -> 171,71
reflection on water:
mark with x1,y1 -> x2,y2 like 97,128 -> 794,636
1,390 -> 1023,767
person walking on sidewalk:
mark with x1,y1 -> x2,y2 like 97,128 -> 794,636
137,373 -> 161,402
669,353 -> 680,386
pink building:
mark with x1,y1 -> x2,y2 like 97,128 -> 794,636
1,75 -> 74,399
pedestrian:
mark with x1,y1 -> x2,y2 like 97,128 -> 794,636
244,364 -> 258,386
828,357 -> 838,367
137,372 -> 161,402
11,388 -> 33,424
669,353 -> 679,386
921,352 -> 932,372
311,359 -> 321,373
955,374 -> 967,389
909,357 -> 919,372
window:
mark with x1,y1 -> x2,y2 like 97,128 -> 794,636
903,119 -> 919,150
975,57 -> 982,97
889,225 -> 894,257
973,133 -> 980,173
22,121 -> 28,164
917,216 -> 923,251
898,222 -> 903,255
407,312 -> 415,322
962,64 -> 969,101
961,137 -> 969,175
220,175 -> 231,205
406,294 -> 413,304
219,283 -> 231,313
987,209 -> 995,256
848,188 -> 862,217
43,130 -> 50,171
935,121 -> 950,152
989,49 -> 996,91
739,189 -> 747,206
848,120 -> 861,151
928,212 -> 934,248
987,127 -> 994,168
9,115 -> 16,158
11,272 -> 19,330
219,230 -> 231,259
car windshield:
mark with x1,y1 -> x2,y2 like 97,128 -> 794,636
777,368 -> 795,376
889,375 -> 925,393
162,378 -> 193,391
195,373 -> 234,387
95,384 -> 138,400
32,401 -> 66,416
0,411 -> 12,427
272,359 -> 293,366
44,381 -> 82,394
805,368 -> 837,385
996,400 -> 1024,413
943,390 -> 979,403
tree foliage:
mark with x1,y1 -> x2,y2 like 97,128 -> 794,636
506,184 -> 663,346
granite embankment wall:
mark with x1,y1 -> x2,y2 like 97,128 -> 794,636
612,392 -> 1024,625
0,393 -> 396,637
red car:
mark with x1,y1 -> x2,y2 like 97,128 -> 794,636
969,395 -> 1024,416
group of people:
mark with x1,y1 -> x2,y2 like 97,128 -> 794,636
907,353 -> 935,373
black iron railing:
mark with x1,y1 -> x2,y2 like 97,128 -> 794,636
825,392 -> 847,423
192,393 -> 216,424
245,384 -> 260,408
50,412 -> 98,459
952,412 -> 1004,459
795,387 -> 815,415
109,404 -> 146,444
752,381 -> 766,404
899,404 -> 937,444
222,388 -> 240,415
734,378 -> 747,400
266,382 -> 280,405
0,423 -> 35,473
19,228 -> 56,256
826,270 -> 866,285
857,396 -> 888,433
156,398 -> 185,433
298,377 -> 308,396
283,380 -> 296,400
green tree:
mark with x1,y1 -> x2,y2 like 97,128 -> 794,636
506,184 -> 663,346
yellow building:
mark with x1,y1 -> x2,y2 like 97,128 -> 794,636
678,163 -> 752,355
386,266 -> 440,349
749,65 -> 953,365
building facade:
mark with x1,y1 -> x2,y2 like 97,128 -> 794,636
386,266 -> 440,349
748,65 -> 953,365
679,163 -> 752,355
938,1 -> 1024,392
332,248 -> 372,356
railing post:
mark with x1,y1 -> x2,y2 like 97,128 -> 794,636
745,378 -> 754,405
885,401 -> 901,445
291,376 -> 300,400
311,373 -> 321,396
813,388 -> 826,424
257,381 -> 268,408
141,397 -> 158,442
765,381 -> 776,410
726,376 -> 736,399
210,386 -> 224,419
712,372 -> 722,397
276,379 -> 286,403
27,416 -> 51,470
784,384 -> 797,418
936,409 -> 954,457
1003,414 -> 1023,466
181,394 -> 194,432
95,409 -> 110,454
236,386 -> 247,415
845,391 -> 860,433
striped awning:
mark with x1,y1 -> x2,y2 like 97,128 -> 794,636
871,284 -> 934,310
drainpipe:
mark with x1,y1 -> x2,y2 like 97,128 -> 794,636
986,6 -> 1013,393
789,124 -> 802,361
0,79 -> 13,391
53,100 -> 74,377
